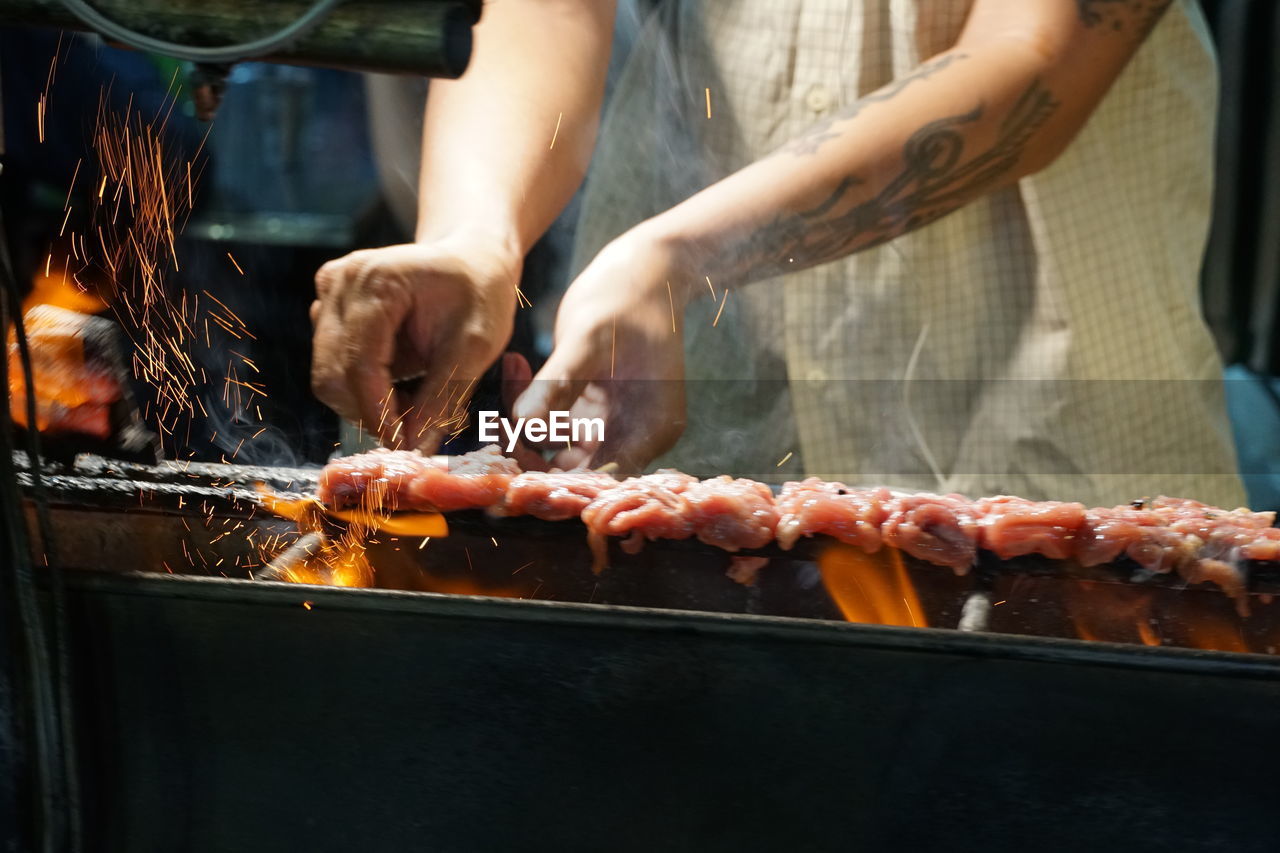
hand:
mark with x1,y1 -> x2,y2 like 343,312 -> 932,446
311,235 -> 521,451
513,228 -> 689,475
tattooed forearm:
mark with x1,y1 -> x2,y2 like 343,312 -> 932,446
1077,0 -> 1173,36
727,79 -> 1060,280
780,53 -> 970,158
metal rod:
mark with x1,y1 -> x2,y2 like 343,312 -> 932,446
259,531 -> 326,582
957,571 -> 997,633
0,0 -> 478,77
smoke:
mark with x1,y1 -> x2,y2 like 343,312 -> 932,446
202,388 -> 302,469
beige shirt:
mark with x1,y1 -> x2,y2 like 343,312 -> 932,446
571,0 -> 1246,508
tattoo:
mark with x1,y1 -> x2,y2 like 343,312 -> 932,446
781,53 -> 970,158
1077,0 -> 1173,36
736,80 -> 1060,278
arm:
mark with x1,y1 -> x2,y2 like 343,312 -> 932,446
646,0 -> 1174,291
415,0 -> 616,253
517,0 -> 1176,471
311,0 -> 614,450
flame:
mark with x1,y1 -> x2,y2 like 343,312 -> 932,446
9,267 -> 113,437
279,538 -> 374,588
256,484 -> 449,591
254,483 -> 449,538
1063,579 -> 1259,653
818,543 -> 927,628
327,509 -> 448,538
415,571 -> 526,599
1064,582 -> 1163,647
1179,612 -> 1250,654
24,266 -> 107,315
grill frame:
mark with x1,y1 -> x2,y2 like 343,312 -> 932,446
45,569 -> 1280,852
10,453 -> 1280,849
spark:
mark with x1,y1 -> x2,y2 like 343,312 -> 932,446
226,252 -> 245,275
549,111 -> 564,150
705,275 -> 715,299
64,158 -> 81,208
775,451 -> 793,467
903,596 -> 919,627
705,87 -> 712,119
610,319 -> 616,378
712,288 -> 729,327
666,280 -> 676,333
302,601 -> 313,610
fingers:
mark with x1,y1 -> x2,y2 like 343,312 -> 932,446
585,408 -> 684,476
340,297 -> 403,444
498,352 -> 549,469
500,351 -> 533,414
312,253 -> 407,439
514,328 -> 685,474
401,356 -> 483,454
401,372 -> 459,455
311,266 -> 361,423
513,335 -> 596,424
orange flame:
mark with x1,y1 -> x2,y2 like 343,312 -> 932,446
1063,579 -> 1259,653
1064,582 -> 1163,647
9,266 -> 113,438
256,484 -> 449,591
24,266 -> 107,315
415,572 -> 527,599
818,543 -> 927,628
253,483 -> 449,538
1181,614 -> 1249,655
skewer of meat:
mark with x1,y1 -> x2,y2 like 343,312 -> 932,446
580,471 -> 697,571
317,445 -> 519,512
684,476 -> 780,552
495,469 -> 620,521
881,493 -> 982,574
317,450 -> 1280,602
775,479 -> 890,553
974,496 -> 1087,561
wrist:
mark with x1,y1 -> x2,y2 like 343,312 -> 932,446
416,220 -> 525,281
417,212 -> 522,256
621,217 -> 705,307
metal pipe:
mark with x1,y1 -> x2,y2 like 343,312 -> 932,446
0,0 -> 478,77
957,570 -> 997,632
259,531 -> 327,582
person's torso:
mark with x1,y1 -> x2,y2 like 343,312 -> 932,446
573,0 -> 1244,508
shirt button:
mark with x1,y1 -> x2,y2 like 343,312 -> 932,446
805,84 -> 833,114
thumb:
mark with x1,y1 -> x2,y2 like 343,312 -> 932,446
500,351 -> 533,415
513,337 -> 597,422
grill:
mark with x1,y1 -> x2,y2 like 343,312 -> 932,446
6,452 -> 1280,851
